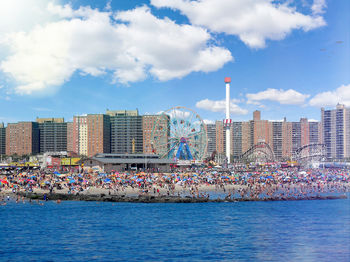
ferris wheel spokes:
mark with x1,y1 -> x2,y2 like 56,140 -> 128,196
183,111 -> 195,137
162,140 -> 180,159
151,106 -> 208,161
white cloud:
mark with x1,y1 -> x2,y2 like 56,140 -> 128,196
196,99 -> 248,115
151,0 -> 326,48
203,119 -> 215,125
246,88 -> 310,105
157,109 -> 191,119
114,6 -> 232,81
309,84 -> 350,107
0,3 -> 232,94
105,1 -> 112,11
32,107 -> 53,112
246,100 -> 261,105
167,109 -> 191,119
0,0 -> 60,41
311,0 -> 327,15
269,119 -> 284,122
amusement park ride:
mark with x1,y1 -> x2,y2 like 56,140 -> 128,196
151,106 -> 208,163
151,77 -> 231,165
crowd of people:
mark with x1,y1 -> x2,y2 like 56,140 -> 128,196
1,165 -> 349,202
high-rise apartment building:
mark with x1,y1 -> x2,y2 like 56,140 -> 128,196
242,121 -> 252,154
321,104 -> 350,160
72,116 -> 88,156
206,123 -> 217,156
142,115 -> 170,155
66,122 -> 74,153
107,110 -> 143,154
213,121 -> 247,159
300,118 -> 310,147
253,110 -> 261,121
272,121 -> 283,160
282,120 -> 293,159
232,122 -> 243,158
215,121 -> 224,154
36,118 -> 64,124
309,121 -> 320,144
291,122 -> 301,155
6,122 -> 39,156
252,110 -> 272,146
37,118 -> 67,153
0,123 -> 5,155
87,114 -> 111,157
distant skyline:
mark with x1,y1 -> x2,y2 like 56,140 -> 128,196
0,0 -> 349,124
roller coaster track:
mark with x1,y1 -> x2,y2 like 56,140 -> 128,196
237,142 -> 275,162
293,143 -> 326,162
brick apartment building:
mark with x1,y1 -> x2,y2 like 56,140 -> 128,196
6,122 -> 39,156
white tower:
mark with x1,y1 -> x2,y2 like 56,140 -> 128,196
224,77 -> 232,164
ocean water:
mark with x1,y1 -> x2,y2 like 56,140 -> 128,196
1,196 -> 350,261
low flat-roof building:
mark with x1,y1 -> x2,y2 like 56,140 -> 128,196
82,153 -> 175,172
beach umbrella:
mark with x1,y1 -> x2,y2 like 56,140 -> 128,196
104,178 -> 111,183
69,179 -> 76,183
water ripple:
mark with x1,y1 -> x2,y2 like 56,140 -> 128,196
0,197 -> 349,261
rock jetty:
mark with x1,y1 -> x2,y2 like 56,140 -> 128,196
18,192 -> 347,203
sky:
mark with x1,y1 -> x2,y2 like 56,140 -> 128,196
0,0 -> 349,124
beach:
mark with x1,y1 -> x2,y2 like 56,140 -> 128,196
1,166 -> 350,204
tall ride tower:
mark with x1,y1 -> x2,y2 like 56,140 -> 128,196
223,77 -> 232,164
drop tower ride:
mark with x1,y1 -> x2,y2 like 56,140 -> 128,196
223,77 -> 232,164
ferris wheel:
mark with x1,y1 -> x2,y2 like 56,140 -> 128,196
151,106 -> 207,161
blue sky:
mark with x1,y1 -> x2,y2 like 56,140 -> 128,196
0,0 -> 349,124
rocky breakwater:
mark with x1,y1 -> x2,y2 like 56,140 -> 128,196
18,192 -> 348,203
